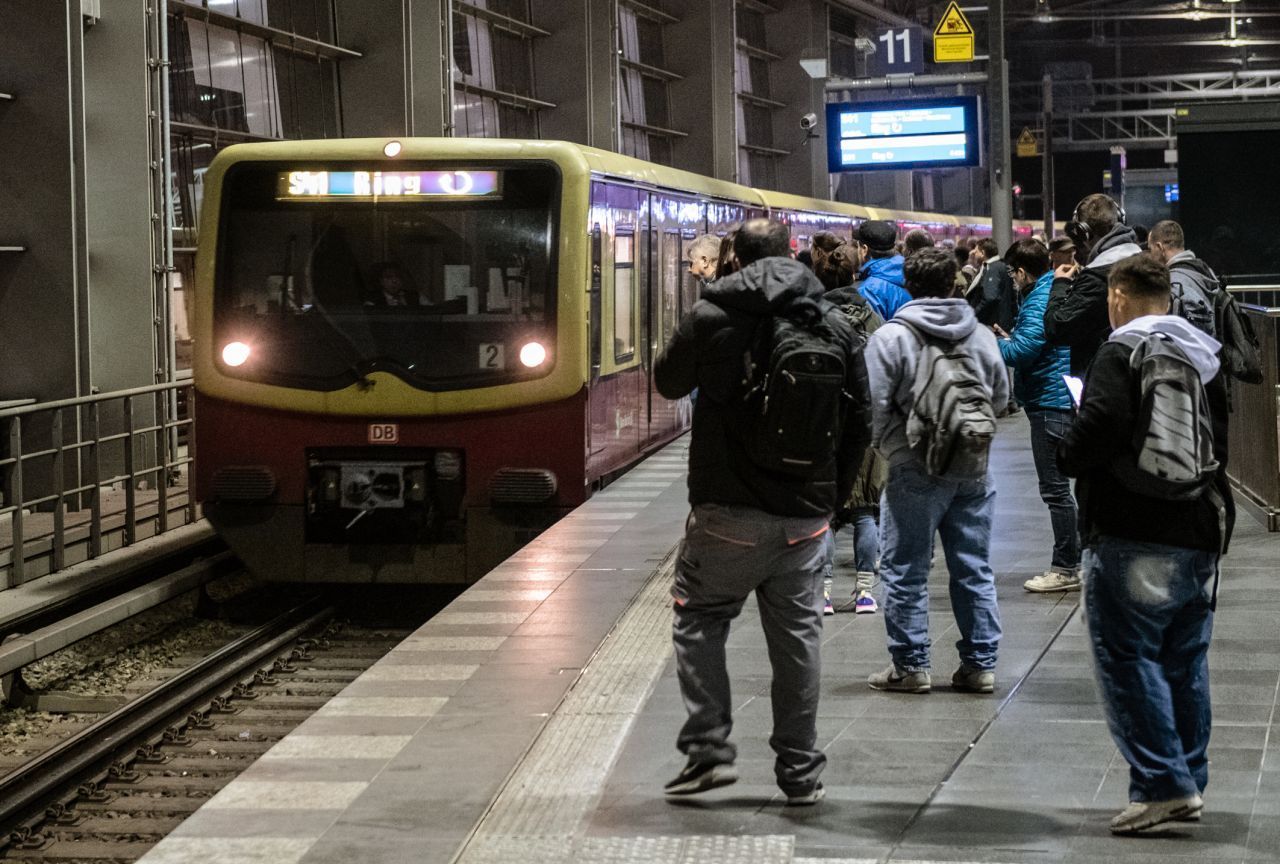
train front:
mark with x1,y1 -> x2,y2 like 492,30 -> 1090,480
191,139 -> 590,583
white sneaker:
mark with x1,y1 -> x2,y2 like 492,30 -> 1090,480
1110,795 -> 1203,834
1023,568 -> 1081,593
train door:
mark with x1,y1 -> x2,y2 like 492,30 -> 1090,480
586,181 -> 646,478
643,193 -> 699,448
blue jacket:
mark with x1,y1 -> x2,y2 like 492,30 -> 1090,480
999,271 -> 1072,410
857,256 -> 912,321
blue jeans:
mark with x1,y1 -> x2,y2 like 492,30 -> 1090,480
852,511 -> 879,576
1027,408 -> 1081,570
878,459 -> 1002,672
1084,536 -> 1216,803
671,504 -> 833,796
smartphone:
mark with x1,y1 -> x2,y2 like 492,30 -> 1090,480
1063,374 -> 1084,408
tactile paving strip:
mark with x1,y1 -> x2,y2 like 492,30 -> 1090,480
455,548 -> 679,861
459,835 -> 799,864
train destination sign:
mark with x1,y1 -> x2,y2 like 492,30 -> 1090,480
278,169 -> 502,200
825,96 -> 981,172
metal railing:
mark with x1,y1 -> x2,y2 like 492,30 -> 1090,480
0,382 -> 197,588
1227,284 -> 1280,531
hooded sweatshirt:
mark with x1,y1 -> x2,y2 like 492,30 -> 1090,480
1058,313 -> 1227,552
865,298 -> 1011,470
1043,223 -> 1143,375
654,257 -> 872,518
1167,249 -> 1220,338
856,255 -> 912,321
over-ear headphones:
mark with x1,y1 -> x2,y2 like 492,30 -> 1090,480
1065,196 -> 1126,246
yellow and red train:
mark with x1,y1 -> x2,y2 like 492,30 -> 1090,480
192,137 -> 1040,583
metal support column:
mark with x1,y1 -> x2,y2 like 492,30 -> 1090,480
987,0 -> 1012,250
1042,72 -> 1055,236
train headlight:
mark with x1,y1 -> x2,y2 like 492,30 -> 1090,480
222,341 -> 251,367
383,140 -> 402,158
519,341 -> 547,368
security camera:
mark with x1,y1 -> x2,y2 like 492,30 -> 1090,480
800,113 -> 818,131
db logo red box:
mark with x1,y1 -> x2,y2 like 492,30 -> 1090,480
368,423 -> 399,444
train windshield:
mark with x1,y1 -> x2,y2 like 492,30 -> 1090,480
213,161 -> 560,392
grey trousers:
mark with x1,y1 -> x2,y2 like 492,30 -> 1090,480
671,503 -> 833,796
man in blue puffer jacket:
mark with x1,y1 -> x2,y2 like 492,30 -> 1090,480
995,238 -> 1081,594
852,220 -> 912,321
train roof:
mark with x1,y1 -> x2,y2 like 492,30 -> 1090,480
204,136 -> 1060,235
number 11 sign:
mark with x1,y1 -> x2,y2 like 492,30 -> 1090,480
868,25 -> 924,77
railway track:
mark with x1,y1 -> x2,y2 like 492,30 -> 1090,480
0,599 -> 410,862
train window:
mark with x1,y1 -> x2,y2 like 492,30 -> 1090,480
615,232 -> 635,265
212,161 -> 561,392
613,231 -> 636,361
679,234 -> 701,314
660,232 -> 680,340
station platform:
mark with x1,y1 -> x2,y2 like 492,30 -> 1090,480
136,421 -> 1280,864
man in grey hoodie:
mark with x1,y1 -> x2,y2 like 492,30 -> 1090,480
1044,194 -> 1143,376
864,247 -> 1010,695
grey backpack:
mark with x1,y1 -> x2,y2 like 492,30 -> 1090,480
899,322 -> 997,477
1111,332 -> 1218,501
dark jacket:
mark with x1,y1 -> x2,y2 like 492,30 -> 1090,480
1043,224 -> 1142,375
967,257 -> 1018,331
824,285 -> 886,514
1057,317 -> 1230,553
655,257 -> 872,518
998,271 -> 1072,410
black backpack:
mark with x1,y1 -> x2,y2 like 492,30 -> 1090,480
1169,261 -> 1263,384
1110,332 -> 1219,501
739,314 -> 849,476
1212,284 -> 1263,385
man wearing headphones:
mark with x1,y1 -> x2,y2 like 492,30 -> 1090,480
1043,194 -> 1143,375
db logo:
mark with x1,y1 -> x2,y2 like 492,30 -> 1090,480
368,423 -> 399,444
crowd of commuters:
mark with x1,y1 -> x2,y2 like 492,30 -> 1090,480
656,198 -> 1243,835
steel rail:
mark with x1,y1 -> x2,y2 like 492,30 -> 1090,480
0,599 -> 333,836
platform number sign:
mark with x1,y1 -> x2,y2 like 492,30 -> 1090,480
479,342 -> 505,370
868,25 -> 924,77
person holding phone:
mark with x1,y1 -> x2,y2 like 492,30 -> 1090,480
995,239 -> 1081,593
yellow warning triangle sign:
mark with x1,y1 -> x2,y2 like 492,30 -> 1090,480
1017,127 -> 1036,146
934,1 -> 974,37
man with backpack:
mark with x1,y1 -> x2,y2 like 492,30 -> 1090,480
864,247 -> 1009,695
1149,219 -> 1260,555
654,219 -> 872,805
1044,194 -> 1143,375
1149,221 -> 1217,338
1057,253 -> 1226,834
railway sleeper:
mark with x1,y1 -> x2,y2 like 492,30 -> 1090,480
105,774 -> 232,792
7,838 -> 158,860
71,794 -> 210,814
51,815 -> 185,836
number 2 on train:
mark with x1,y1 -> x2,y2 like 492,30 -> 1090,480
479,343 -> 505,370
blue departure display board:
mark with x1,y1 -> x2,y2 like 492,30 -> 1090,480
826,96 -> 981,172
